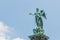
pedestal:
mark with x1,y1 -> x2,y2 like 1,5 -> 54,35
29,34 -> 49,40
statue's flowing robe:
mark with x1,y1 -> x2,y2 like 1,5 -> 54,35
35,15 -> 43,28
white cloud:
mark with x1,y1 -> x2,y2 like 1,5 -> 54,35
0,21 -> 10,40
0,22 -> 10,32
0,21 -> 25,40
13,37 -> 24,40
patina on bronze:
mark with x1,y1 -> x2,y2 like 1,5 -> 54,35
29,8 -> 49,40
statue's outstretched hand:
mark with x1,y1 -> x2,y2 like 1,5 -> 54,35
29,13 -> 35,16
29,13 -> 32,15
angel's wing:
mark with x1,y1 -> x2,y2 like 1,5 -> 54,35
42,12 -> 47,19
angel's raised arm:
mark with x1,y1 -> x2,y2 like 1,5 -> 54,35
29,13 -> 36,16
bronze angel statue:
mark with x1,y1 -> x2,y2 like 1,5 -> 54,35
29,8 -> 47,34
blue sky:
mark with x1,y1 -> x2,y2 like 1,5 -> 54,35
0,0 -> 60,40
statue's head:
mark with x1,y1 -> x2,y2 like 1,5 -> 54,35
40,10 -> 44,13
36,8 -> 39,12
